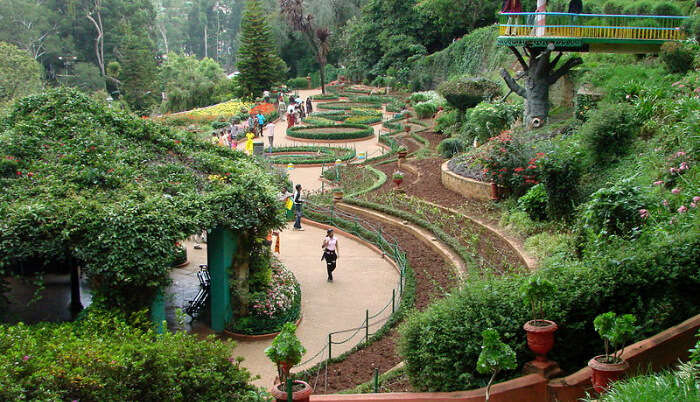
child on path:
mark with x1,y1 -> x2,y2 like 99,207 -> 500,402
321,229 -> 339,282
245,132 -> 255,155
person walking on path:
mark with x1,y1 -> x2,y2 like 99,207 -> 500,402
292,184 -> 304,231
256,112 -> 266,136
306,98 -> 313,114
265,120 -> 276,150
321,229 -> 339,282
245,131 -> 255,155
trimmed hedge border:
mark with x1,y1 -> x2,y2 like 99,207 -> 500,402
295,211 -> 417,382
311,94 -> 340,101
267,146 -> 356,165
318,101 -> 382,111
345,116 -> 382,125
286,124 -> 373,140
309,111 -> 348,121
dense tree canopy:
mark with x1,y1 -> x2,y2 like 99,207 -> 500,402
160,53 -> 226,112
0,88 -> 284,312
0,42 -> 43,105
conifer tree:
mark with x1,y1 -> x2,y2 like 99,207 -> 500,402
237,0 -> 287,98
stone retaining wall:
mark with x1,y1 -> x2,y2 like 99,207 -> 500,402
441,161 -> 492,201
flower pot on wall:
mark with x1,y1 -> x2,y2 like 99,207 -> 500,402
490,182 -> 499,200
332,190 -> 344,202
588,356 -> 629,394
523,320 -> 558,361
397,150 -> 408,159
270,380 -> 313,402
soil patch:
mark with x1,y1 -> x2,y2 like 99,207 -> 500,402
374,161 -> 417,194
415,131 -> 443,149
303,213 -> 457,394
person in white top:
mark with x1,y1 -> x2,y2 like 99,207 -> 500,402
265,121 -> 276,149
321,229 -> 339,281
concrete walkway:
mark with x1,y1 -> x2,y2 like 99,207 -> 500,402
170,221 -> 400,388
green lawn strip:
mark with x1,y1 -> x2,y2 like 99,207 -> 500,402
318,101 -> 382,111
339,366 -> 407,394
286,124 -> 373,140
267,146 -> 356,165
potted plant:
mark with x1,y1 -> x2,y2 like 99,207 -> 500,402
332,189 -> 344,202
265,323 -> 311,402
476,328 -> 517,401
404,124 -> 411,133
520,276 -> 558,361
588,312 -> 637,393
397,146 -> 408,159
392,171 -> 404,187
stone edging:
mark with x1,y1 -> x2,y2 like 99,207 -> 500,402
223,314 -> 303,341
336,202 -> 466,280
440,161 -> 492,202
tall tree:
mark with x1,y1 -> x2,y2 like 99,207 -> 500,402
279,0 -> 331,93
236,0 -> 286,98
86,0 -> 106,76
117,31 -> 159,113
0,42 -> 43,104
0,0 -> 59,60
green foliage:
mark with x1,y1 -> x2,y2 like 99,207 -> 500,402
60,62 -> 106,93
266,146 -> 356,165
524,232 -> 575,261
594,312 -> 637,362
578,180 -> 648,239
0,309 -> 266,401
435,109 -> 459,134
0,42 -> 42,105
237,0 -> 287,98
0,88 -> 283,312
408,93 -> 428,103
519,276 -> 556,321
589,367 -> 700,402
287,77 -> 309,89
539,150 -> 583,219
160,53 -> 226,113
414,102 -> 437,119
660,41 -> 697,75
475,328 -> 517,375
118,31 -> 160,114
437,76 -> 502,111
265,323 -> 306,382
581,103 -> 638,164
518,184 -> 548,221
460,101 -> 523,144
286,124 -> 373,140
437,138 -> 467,159
399,227 -> 700,391
317,101 -> 382,111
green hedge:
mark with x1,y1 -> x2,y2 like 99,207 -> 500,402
318,101 -> 382,111
286,124 -> 373,140
0,310 -> 267,401
309,111 -> 348,121
398,229 -> 700,391
345,115 -> 382,125
311,94 -> 340,101
287,77 -> 309,89
267,146 -> 356,165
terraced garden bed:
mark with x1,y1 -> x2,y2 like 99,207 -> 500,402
267,146 -> 356,165
318,101 -> 382,111
287,124 -> 373,140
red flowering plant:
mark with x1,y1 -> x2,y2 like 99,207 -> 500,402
476,131 -> 544,197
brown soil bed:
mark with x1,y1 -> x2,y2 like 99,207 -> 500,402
301,213 -> 457,394
415,131 -> 444,149
374,161 -> 417,194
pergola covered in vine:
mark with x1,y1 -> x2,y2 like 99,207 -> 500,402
0,89 -> 284,331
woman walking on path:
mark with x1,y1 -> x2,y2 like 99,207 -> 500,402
306,98 -> 313,114
321,229 -> 339,282
292,184 -> 304,231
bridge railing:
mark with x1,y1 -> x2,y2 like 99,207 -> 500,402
499,12 -> 688,41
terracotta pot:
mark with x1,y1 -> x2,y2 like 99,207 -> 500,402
588,355 -> 628,394
332,191 -> 344,202
490,182 -> 499,200
397,150 -> 408,159
393,178 -> 403,186
270,380 -> 313,402
404,125 -> 411,133
523,320 -> 558,362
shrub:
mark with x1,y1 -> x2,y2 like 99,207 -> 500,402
435,109 -> 458,134
518,183 -> 548,221
589,368 -> 700,402
399,228 -> 700,392
287,77 -> 309,89
437,76 -> 502,111
581,103 -> 638,164
437,138 -> 467,159
477,132 -> 543,197
539,151 -> 583,219
660,42 -> 696,74
577,180 -> 648,239
524,232 -> 575,261
460,101 -> 523,144
408,93 -> 428,103
345,115 -> 382,125
414,102 -> 437,119
0,310 -> 267,401
653,2 -> 682,16
318,101 -> 382,111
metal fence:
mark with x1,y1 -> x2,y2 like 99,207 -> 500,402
296,202 -> 408,392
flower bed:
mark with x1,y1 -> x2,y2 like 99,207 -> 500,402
309,111 -> 348,121
267,146 -> 356,165
179,99 -> 253,118
318,101 -> 382,111
249,102 -> 276,116
287,124 -> 373,140
227,263 -> 301,335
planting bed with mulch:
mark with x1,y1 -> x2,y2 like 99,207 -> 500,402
304,214 -> 458,394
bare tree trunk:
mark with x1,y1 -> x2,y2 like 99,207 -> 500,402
86,0 -> 105,76
204,24 -> 208,59
500,44 -> 582,128
319,62 -> 326,94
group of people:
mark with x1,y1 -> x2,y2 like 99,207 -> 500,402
284,96 -> 313,128
501,0 -> 584,35
208,109 -> 278,155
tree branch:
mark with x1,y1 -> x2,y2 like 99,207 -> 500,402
548,57 -> 583,84
500,68 -> 527,98
549,51 -> 563,70
508,46 -> 528,71
534,43 -> 555,78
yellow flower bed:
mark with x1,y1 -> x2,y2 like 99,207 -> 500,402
185,100 -> 253,118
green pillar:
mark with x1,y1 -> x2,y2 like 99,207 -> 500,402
208,226 -> 236,332
150,287 -> 166,334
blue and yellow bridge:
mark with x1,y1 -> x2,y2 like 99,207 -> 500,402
498,12 -> 690,53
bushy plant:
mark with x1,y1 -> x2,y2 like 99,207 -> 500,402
581,103 -> 638,164
518,183 -> 548,221
414,101 -> 437,119
660,42 -> 697,75
520,276 -> 555,322
437,138 -> 468,159
476,329 -> 517,401
653,2 -> 682,16
593,312 -> 637,364
588,367 -> 700,402
0,310 -> 266,401
577,180 -> 648,240
435,109 -> 458,134
408,93 -> 428,103
460,101 -> 523,144
539,150 -> 583,219
437,76 -> 502,111
287,77 -> 309,89
477,132 -> 543,197
265,323 -> 306,383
